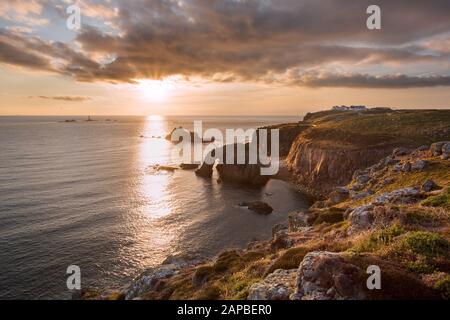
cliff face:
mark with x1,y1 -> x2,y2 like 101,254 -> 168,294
285,139 -> 391,197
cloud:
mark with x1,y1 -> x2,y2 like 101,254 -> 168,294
30,95 -> 93,102
0,0 -> 49,27
292,72 -> 450,88
1,0 -> 450,88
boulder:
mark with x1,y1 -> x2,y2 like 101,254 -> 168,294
239,201 -> 273,215
125,265 -> 178,300
271,230 -> 292,250
430,141 -> 450,156
272,222 -> 288,237
442,142 -> 450,160
329,187 -> 350,204
293,251 -> 440,300
350,183 -> 365,192
355,175 -> 371,185
402,162 -> 412,172
293,252 -> 367,300
288,211 -> 311,231
421,179 -> 440,192
348,204 -> 374,231
248,269 -> 297,300
411,160 -> 428,171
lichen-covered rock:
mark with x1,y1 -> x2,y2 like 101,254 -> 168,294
288,211 -> 314,231
125,257 -> 202,300
329,187 -> 350,204
348,204 -> 374,231
422,179 -> 440,192
272,222 -> 288,237
355,175 -> 371,185
411,160 -> 428,171
247,269 -> 297,300
374,187 -> 421,205
270,230 -> 292,250
402,162 -> 412,172
442,142 -> 450,160
125,265 -> 178,300
293,251 -> 367,300
293,252 -> 441,300
430,141 -> 450,156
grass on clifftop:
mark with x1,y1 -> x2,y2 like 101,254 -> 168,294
302,109 -> 450,148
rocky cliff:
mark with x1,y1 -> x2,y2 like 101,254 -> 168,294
285,109 -> 450,197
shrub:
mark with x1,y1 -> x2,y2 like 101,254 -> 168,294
405,261 -> 435,274
192,266 -> 215,287
267,246 -> 310,273
434,276 -> 450,300
213,251 -> 242,273
402,231 -> 450,258
351,225 -> 405,253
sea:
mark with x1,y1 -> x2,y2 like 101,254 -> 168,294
0,115 -> 310,299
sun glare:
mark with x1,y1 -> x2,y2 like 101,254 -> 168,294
138,80 -> 172,102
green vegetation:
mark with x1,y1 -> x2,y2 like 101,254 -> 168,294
405,260 -> 436,274
351,225 -> 405,253
434,276 -> 450,300
267,246 -> 311,273
422,188 -> 450,209
303,110 -> 450,148
402,231 -> 449,258
313,208 -> 345,225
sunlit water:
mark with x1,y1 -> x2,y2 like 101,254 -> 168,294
0,116 -> 309,299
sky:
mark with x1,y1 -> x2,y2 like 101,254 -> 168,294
1,0 -> 450,116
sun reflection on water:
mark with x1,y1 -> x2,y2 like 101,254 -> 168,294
137,116 -> 174,219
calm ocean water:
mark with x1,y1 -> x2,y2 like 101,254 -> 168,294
0,115 -> 309,299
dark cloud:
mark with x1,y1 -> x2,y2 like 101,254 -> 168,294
292,73 -> 450,88
1,0 -> 450,87
31,95 -> 92,102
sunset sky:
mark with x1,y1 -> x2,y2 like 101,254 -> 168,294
1,0 -> 450,116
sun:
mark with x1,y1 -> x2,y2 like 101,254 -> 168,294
137,80 -> 172,102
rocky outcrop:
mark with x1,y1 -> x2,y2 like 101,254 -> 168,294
293,252 -> 440,300
374,187 -> 422,205
125,257 -> 202,300
247,269 -> 297,300
348,204 -> 374,231
239,201 -> 274,215
195,143 -> 270,186
293,251 -> 367,300
216,163 -> 270,186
